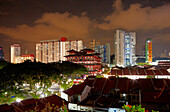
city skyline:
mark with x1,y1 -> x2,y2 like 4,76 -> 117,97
0,0 -> 170,61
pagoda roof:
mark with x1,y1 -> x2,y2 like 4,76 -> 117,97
67,49 -> 77,52
81,48 -> 94,52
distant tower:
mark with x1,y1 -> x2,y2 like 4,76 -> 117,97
142,45 -> 145,56
11,44 -> 21,63
0,47 -> 4,60
90,39 -> 100,50
94,43 -> 110,64
160,50 -> 167,58
115,30 -> 136,67
145,38 -> 152,63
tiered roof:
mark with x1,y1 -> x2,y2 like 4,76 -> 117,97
65,48 -> 100,57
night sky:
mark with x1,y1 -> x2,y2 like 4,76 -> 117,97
0,0 -> 170,61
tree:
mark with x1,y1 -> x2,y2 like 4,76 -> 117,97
0,61 -> 87,104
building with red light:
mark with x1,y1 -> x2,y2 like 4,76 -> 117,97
0,47 -> 4,60
21,54 -> 35,62
36,37 -> 83,63
145,38 -> 152,63
11,44 -> 21,63
65,49 -> 102,75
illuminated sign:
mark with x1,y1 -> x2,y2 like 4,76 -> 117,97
145,39 -> 152,63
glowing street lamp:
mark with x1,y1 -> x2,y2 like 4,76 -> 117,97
16,98 -> 22,102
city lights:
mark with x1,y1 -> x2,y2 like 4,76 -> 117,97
0,0 -> 170,111
16,98 -> 22,102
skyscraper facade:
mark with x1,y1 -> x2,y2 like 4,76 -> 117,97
11,44 -> 21,63
94,43 -> 110,64
0,47 -> 4,60
36,37 -> 83,63
145,38 -> 152,63
115,30 -> 136,67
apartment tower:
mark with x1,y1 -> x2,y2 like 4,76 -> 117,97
11,44 -> 21,63
115,30 -> 136,67
94,43 -> 110,64
36,37 -> 83,63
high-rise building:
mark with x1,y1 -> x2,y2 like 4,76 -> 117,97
36,37 -> 83,63
145,38 -> 152,63
89,39 -> 100,50
94,43 -> 110,64
115,30 -> 136,67
0,47 -> 4,60
11,44 -> 21,63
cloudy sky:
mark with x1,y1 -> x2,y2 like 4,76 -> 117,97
0,0 -> 170,61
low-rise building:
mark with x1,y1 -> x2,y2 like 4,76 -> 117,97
62,76 -> 170,112
21,54 -> 35,62
106,66 -> 170,79
0,95 -> 68,112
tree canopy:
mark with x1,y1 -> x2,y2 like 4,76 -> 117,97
0,61 -> 87,104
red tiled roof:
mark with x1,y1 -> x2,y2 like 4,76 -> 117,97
39,94 -> 67,107
111,70 -> 116,75
123,69 -> 130,75
131,69 -> 138,75
102,79 -> 117,94
152,79 -> 165,89
164,79 -> 170,90
145,70 -> 155,75
138,69 -> 146,75
117,70 -> 123,75
63,88 -> 75,96
84,76 -> 96,87
63,83 -> 86,96
139,79 -> 155,90
128,79 -> 140,91
110,68 -> 170,76
0,95 -> 67,112
115,78 -> 129,93
72,83 -> 86,94
153,70 -> 162,75
159,69 -> 169,75
12,98 -> 45,112
142,91 -> 170,103
95,95 -> 113,107
0,104 -> 16,112
92,78 -> 106,92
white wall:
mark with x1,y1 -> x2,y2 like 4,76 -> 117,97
80,85 -> 91,102
69,103 -> 93,112
61,92 -> 68,101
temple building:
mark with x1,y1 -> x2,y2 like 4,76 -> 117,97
65,48 -> 102,75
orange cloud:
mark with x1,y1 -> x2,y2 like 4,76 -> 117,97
0,12 -> 92,43
98,0 -> 170,31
